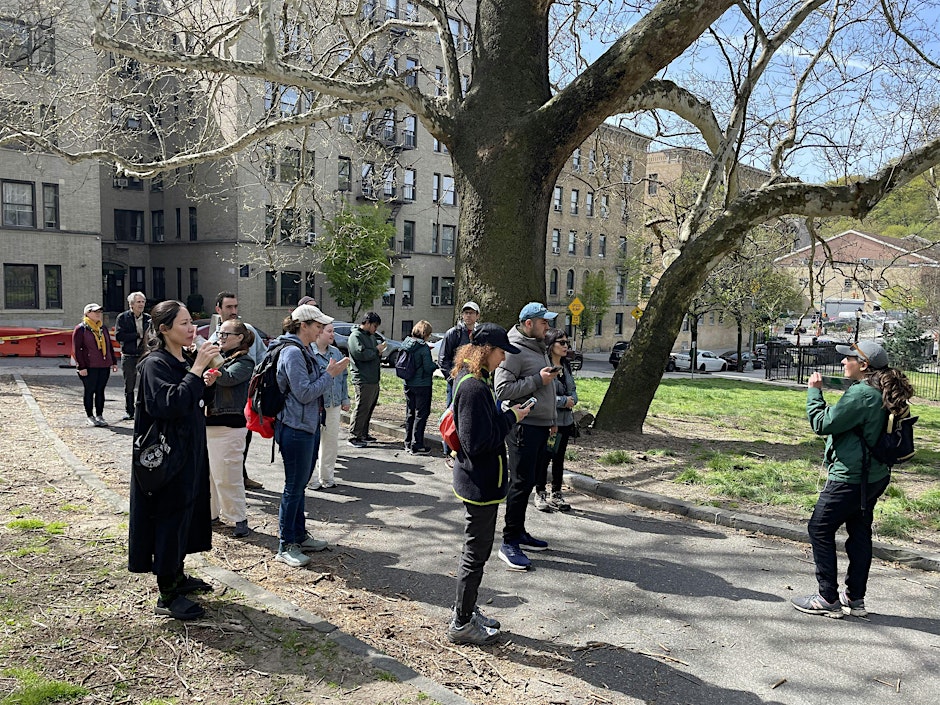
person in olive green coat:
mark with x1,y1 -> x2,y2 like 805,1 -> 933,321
347,311 -> 386,447
792,340 -> 913,619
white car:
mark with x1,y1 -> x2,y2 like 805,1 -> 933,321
670,349 -> 728,372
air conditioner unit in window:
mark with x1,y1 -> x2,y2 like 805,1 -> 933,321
566,289 -> 575,296
431,295 -> 441,305
306,232 -> 317,245
341,123 -> 354,133
552,246 -> 560,254
553,204 -> 562,212
113,177 -> 128,188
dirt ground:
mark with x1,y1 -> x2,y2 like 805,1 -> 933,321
2,373 -> 937,705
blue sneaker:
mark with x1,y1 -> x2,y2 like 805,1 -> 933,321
517,531 -> 548,552
498,543 -> 531,570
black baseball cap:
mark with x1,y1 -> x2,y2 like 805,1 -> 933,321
470,323 -> 520,354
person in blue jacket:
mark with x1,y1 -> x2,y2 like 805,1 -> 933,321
792,340 -> 913,618
401,320 -> 437,454
447,323 -> 531,645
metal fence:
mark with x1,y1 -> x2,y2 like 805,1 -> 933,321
764,342 -> 940,401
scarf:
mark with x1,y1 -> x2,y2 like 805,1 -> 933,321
83,316 -> 108,358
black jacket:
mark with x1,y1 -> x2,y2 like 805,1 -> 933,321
128,349 -> 211,574
115,310 -> 151,356
437,323 -> 472,380
451,369 -> 519,505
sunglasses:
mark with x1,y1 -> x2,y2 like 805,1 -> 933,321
555,340 -> 570,346
848,343 -> 869,364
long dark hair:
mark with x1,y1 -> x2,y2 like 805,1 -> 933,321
543,327 -> 572,376
866,367 -> 915,416
137,300 -> 187,366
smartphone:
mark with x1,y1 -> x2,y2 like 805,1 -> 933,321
521,397 -> 538,409
550,365 -> 563,374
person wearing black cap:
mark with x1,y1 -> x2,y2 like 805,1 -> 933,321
438,302 -> 481,463
792,340 -> 913,618
447,323 -> 531,644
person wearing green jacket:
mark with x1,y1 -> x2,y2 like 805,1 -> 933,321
347,311 -> 386,447
792,340 -> 913,619
401,320 -> 437,454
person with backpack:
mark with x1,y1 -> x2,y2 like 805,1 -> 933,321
270,305 -> 349,569
399,320 -> 437,455
792,340 -> 914,618
447,323 -> 531,645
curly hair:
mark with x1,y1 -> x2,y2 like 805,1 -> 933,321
450,343 -> 496,380
866,367 -> 915,416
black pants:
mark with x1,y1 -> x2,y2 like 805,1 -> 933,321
536,424 -> 573,494
121,354 -> 139,416
404,385 -> 432,450
454,501 -> 499,622
807,475 -> 890,602
80,367 -> 110,417
503,424 -> 551,543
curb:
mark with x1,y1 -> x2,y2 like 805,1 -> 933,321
363,415 -> 940,574
14,374 -> 473,705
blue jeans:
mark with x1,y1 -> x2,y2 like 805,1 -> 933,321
275,422 -> 318,549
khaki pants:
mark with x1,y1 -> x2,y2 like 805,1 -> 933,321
314,405 -> 342,486
349,383 -> 379,440
206,425 -> 248,524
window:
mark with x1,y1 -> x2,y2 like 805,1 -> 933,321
305,272 -> 316,298
114,209 -> 144,241
441,224 -> 456,255
431,276 -> 440,301
622,158 -> 633,182
280,147 -> 300,182
151,173 -> 163,192
641,276 -> 652,298
338,114 -> 353,133
433,137 -> 449,154
553,186 -> 563,211
435,66 -> 446,96
600,194 -> 609,219
572,148 -> 581,172
441,277 -> 455,306
404,57 -> 418,87
189,268 -> 198,296
431,223 -> 439,253
403,114 -> 417,148
176,268 -> 182,298
588,149 -> 597,173
617,237 -> 627,256
584,233 -> 592,257
549,269 -> 558,296
432,173 -> 441,202
647,173 -> 658,195
585,192 -> 594,217
402,276 -> 414,306
44,265 -> 61,309
442,175 -> 456,205
603,151 -> 611,178
361,162 -> 375,197
403,168 -> 416,200
41,184 -> 58,229
240,265 -> 250,278
598,234 -> 606,258
152,267 -> 166,300
130,267 -> 145,295
566,269 -> 575,292
0,19 -> 54,69
264,82 -> 309,117
615,312 -> 624,335
265,271 -> 277,306
403,220 -> 415,252
2,181 -> 35,227
570,189 -> 578,215
175,208 -> 181,239
280,271 -> 300,306
568,230 -> 576,255
383,167 -> 396,198
844,278 -> 853,290
151,210 -> 164,242
595,318 -> 603,336
3,264 -> 38,308
616,273 -> 625,303
551,229 -> 560,254
338,156 -> 352,191
188,207 -> 197,241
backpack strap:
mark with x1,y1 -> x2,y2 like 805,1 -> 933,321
852,425 -> 873,514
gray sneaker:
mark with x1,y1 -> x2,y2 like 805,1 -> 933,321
275,544 -> 311,568
534,491 -> 553,512
791,593 -> 843,618
452,606 -> 501,630
94,415 -> 109,427
548,491 -> 571,512
447,617 -> 499,645
839,590 -> 867,617
300,534 -> 328,552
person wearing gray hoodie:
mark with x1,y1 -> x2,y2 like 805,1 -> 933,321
493,302 -> 561,570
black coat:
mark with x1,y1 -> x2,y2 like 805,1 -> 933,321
451,369 -> 518,505
128,349 -> 212,575
115,310 -> 151,356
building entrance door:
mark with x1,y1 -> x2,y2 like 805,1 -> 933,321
102,262 -> 125,313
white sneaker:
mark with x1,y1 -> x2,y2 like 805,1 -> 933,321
275,544 -> 311,567
94,415 -> 109,427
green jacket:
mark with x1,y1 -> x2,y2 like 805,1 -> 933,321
807,381 -> 889,484
348,326 -> 382,385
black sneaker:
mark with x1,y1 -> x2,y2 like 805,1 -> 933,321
447,617 -> 499,645
364,434 -> 378,442
348,438 -> 368,448
517,531 -> 549,552
155,595 -> 205,620
791,593 -> 843,618
839,590 -> 867,617
410,446 -> 432,455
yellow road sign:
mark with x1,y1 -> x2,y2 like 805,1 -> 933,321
571,313 -> 581,326
631,306 -> 643,320
568,297 -> 585,316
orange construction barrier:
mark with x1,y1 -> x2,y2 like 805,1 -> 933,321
37,328 -> 73,358
0,327 -> 40,357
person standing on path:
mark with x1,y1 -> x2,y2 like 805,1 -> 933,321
401,320 -> 436,454
347,311 -> 386,448
73,303 -> 118,427
792,340 -> 914,618
493,302 -> 561,571
129,300 -> 220,620
438,302 -> 480,463
448,323 -> 531,644
209,291 -> 267,490
310,322 -> 349,490
114,292 -> 151,421
533,327 -> 577,513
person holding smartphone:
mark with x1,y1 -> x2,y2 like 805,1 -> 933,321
533,327 -> 578,512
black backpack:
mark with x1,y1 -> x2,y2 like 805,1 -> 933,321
861,410 -> 917,467
395,347 -> 418,380
247,340 -> 312,419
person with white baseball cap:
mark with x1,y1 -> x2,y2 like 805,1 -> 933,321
73,303 -> 118,426
438,301 -> 482,462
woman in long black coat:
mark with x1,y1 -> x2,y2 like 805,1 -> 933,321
128,300 -> 221,620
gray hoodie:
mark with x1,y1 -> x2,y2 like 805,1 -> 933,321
493,324 -> 557,427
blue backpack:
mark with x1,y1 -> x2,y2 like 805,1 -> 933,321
395,347 -> 418,380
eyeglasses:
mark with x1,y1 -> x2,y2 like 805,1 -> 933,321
217,332 -> 238,340
555,340 -> 570,346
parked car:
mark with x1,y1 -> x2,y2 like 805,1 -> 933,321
609,340 -> 630,368
331,322 -> 402,366
671,349 -> 728,372
567,346 -> 584,371
719,350 -> 764,370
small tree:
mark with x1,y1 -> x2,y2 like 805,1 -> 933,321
316,204 -> 393,322
575,272 -> 612,348
884,315 -> 930,371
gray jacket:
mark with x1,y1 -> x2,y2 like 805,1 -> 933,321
272,334 -> 333,434
493,325 -> 557,427
553,364 -> 578,427
206,350 -> 254,417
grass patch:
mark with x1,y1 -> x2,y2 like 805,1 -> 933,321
375,670 -> 399,682
5,518 -> 65,535
599,450 -> 634,465
0,667 -> 88,705
564,448 -> 579,461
